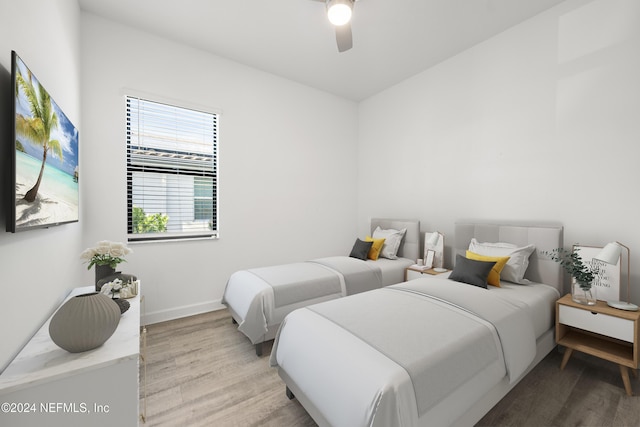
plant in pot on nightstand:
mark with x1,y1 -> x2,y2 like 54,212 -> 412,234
545,247 -> 600,305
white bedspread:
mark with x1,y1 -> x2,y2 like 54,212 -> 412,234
270,277 -> 555,427
222,256 -> 413,344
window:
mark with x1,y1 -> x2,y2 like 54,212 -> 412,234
126,96 -> 218,242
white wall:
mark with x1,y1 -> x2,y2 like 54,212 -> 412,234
0,0 -> 82,370
358,0 -> 640,301
80,14 -> 359,323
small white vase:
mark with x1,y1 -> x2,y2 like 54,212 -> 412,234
572,281 -> 596,305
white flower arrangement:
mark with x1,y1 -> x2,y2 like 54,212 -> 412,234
100,278 -> 123,296
80,241 -> 132,270
100,277 -> 139,299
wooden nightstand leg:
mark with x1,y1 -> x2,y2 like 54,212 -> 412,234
619,365 -> 633,396
560,348 -> 573,370
631,369 -> 638,379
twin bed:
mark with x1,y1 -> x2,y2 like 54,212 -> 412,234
222,218 -> 421,355
268,220 -> 564,426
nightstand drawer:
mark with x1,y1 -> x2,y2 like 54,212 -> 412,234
559,305 -> 634,343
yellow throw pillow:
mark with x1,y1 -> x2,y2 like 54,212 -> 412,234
365,236 -> 386,260
465,251 -> 510,287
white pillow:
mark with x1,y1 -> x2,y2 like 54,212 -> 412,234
372,226 -> 406,260
468,238 -> 535,284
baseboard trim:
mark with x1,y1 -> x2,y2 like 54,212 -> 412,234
143,299 -> 225,325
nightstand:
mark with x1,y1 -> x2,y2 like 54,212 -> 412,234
405,266 -> 449,281
556,293 -> 640,395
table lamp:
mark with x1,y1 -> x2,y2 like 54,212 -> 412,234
595,241 -> 638,311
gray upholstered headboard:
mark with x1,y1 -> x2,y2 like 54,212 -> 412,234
370,218 -> 420,262
454,220 -> 564,292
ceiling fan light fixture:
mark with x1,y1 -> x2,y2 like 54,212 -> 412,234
326,0 -> 353,26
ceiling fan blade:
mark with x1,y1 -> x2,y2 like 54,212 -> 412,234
335,23 -> 353,52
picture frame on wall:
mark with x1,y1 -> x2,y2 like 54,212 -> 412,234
573,245 -> 621,302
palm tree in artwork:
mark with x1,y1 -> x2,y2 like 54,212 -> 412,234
15,69 -> 63,203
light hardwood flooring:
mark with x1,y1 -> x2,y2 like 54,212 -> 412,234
140,309 -> 640,426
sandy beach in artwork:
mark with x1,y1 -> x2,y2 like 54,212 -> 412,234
15,183 -> 78,228
15,152 -> 78,229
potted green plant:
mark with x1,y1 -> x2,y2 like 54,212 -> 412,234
545,247 -> 599,305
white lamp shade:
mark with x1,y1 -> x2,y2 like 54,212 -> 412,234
327,0 -> 353,26
595,242 -> 622,265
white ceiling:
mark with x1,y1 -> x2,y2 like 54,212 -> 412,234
78,0 -> 566,101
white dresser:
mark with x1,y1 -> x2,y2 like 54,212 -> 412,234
0,286 -> 142,426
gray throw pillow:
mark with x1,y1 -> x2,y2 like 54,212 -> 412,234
349,238 -> 373,260
449,254 -> 496,289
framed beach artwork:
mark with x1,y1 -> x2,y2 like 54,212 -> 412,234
8,51 -> 79,232
572,245 -> 620,302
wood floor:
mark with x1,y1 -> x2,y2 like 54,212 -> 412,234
140,309 -> 640,426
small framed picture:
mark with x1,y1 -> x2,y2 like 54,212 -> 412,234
424,250 -> 435,269
573,245 -> 620,302
424,232 -> 444,269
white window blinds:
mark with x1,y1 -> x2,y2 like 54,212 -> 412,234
126,96 -> 218,242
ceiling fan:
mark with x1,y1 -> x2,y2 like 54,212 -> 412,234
312,0 -> 360,52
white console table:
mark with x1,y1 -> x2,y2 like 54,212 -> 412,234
0,286 -> 143,427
